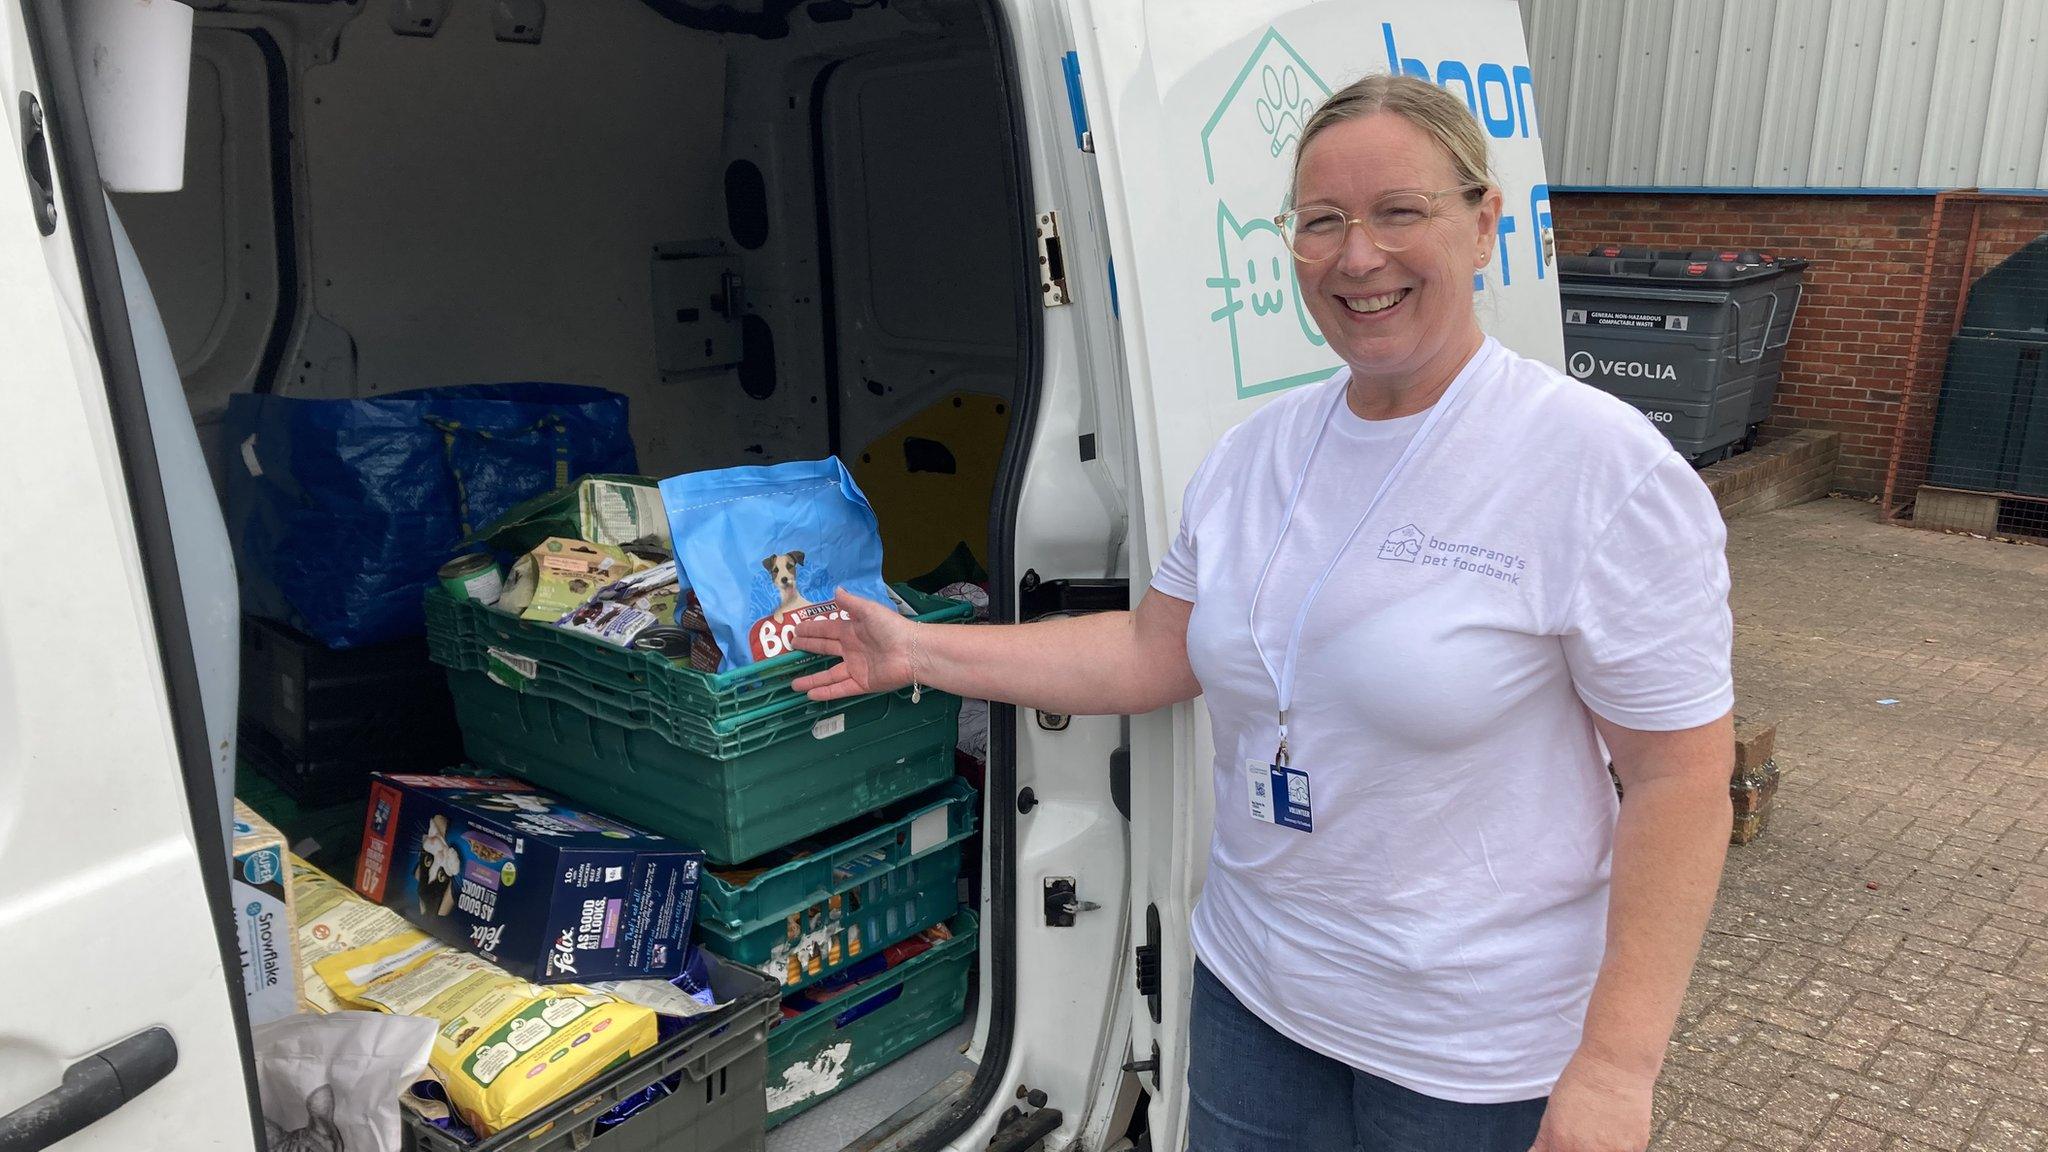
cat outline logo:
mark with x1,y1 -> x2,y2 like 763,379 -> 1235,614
1378,524 -> 1425,562
1200,28 -> 1340,399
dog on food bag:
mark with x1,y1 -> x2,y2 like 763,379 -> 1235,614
750,550 -> 847,661
658,458 -> 896,672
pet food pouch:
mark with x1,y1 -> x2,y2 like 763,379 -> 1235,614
658,458 -> 893,671
314,929 -> 657,1136
497,537 -> 641,621
293,857 -> 420,1013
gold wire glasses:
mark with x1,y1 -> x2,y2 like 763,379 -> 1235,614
1273,185 -> 1485,262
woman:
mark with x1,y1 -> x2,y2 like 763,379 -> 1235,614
794,74 -> 1734,1152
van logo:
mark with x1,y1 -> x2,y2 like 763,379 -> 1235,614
1568,350 -> 1595,379
1201,29 -> 1338,400
1195,26 -> 1555,400
1378,524 -> 1426,562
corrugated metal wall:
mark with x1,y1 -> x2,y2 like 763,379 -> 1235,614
1520,0 -> 2048,191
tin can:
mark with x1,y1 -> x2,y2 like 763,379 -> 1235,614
438,552 -> 503,605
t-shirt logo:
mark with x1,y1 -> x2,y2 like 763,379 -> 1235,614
1378,524 -> 1425,563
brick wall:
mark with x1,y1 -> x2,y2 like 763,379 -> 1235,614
1699,429 -> 1840,519
1552,193 -> 2048,497
1551,192 -> 1933,494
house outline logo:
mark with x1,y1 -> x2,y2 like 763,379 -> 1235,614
1378,523 -> 1425,562
1200,27 -> 1340,400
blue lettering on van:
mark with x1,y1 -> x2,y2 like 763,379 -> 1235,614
1382,23 -> 1539,139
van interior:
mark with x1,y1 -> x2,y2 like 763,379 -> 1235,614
111,0 -> 1036,1146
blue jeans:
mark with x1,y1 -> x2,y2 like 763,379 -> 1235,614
1187,962 -> 1548,1152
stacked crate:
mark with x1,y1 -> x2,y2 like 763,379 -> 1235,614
424,584 -> 981,1126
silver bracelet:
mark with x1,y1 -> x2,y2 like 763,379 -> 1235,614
908,631 -> 925,703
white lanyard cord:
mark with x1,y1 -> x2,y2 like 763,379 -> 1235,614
1246,362 -> 1476,764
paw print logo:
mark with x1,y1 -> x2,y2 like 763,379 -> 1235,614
1199,27 -> 1336,399
1254,64 -> 1312,158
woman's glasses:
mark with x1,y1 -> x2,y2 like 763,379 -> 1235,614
1274,185 -> 1484,262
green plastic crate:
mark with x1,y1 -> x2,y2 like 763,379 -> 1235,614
699,779 -> 979,924
697,780 -> 977,993
446,670 -> 960,865
424,584 -> 971,749
765,910 -> 978,1126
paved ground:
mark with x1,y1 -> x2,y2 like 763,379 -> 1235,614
1655,497 -> 2048,1151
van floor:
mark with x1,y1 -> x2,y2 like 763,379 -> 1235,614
768,1023 -> 976,1152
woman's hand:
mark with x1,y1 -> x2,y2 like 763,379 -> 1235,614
1525,1051 -> 1654,1152
789,587 -> 1198,715
789,589 -> 922,700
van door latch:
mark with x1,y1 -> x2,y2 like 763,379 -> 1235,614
1035,211 -> 1070,307
1043,877 -> 1099,926
18,93 -> 56,236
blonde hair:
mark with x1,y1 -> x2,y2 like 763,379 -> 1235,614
1290,74 -> 1494,205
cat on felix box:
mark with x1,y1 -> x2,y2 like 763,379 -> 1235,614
414,815 -> 460,919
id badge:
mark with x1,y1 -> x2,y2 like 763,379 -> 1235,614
1244,759 -> 1314,833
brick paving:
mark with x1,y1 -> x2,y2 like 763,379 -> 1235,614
1653,496 -> 2048,1151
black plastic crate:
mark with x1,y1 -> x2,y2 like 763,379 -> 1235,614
402,955 -> 778,1152
239,616 -> 462,806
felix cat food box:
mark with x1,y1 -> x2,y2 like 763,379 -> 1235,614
353,773 -> 702,983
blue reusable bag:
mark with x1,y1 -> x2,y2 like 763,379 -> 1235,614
658,457 -> 892,671
224,383 -> 636,648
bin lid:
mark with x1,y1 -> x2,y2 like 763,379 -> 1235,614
1562,257 -> 1781,287
1569,245 -> 1805,284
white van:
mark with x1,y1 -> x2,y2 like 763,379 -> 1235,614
0,0 -> 1560,1149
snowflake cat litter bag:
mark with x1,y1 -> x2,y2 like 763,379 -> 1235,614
658,458 -> 893,671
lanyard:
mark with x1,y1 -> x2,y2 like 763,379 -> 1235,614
1246,358 -> 1477,765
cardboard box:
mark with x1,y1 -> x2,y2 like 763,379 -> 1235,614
353,773 -> 702,983
231,800 -> 301,1024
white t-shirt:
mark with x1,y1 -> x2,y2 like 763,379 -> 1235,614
1151,337 -> 1733,1103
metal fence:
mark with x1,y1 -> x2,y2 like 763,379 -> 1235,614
1881,192 -> 2048,539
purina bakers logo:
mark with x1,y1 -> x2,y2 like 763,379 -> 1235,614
1378,524 -> 1425,562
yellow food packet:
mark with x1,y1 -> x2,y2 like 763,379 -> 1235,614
307,880 -> 657,1135
289,855 -> 416,1014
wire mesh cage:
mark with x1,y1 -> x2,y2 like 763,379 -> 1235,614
1882,192 -> 2048,540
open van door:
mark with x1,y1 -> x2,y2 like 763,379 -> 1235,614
0,2 -> 258,1148
1059,2 -> 1559,1145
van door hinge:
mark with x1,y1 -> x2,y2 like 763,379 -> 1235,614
1035,212 -> 1070,307
1043,877 -> 1100,926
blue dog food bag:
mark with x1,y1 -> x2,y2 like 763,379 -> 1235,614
658,457 -> 892,670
